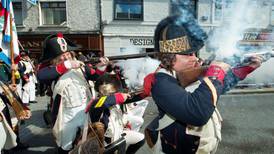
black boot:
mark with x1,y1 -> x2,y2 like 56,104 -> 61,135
12,141 -> 30,151
57,147 -> 69,154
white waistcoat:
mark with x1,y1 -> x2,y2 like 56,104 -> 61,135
52,68 -> 93,147
53,68 -> 93,108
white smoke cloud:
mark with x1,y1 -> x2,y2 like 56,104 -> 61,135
208,0 -> 263,58
115,57 -> 160,90
207,0 -> 274,85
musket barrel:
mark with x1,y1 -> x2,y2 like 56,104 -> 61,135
84,52 -> 158,64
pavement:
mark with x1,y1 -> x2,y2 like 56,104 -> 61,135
13,89 -> 274,154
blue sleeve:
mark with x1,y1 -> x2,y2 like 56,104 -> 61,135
93,95 -> 117,109
151,73 -> 223,126
37,66 -> 60,85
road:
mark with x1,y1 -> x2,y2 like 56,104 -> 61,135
15,92 -> 274,154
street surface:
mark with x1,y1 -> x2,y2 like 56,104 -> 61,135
15,92 -> 274,154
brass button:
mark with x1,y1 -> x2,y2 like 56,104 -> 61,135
194,141 -> 199,145
192,148 -> 196,152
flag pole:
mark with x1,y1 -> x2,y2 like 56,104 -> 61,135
9,14 -> 15,84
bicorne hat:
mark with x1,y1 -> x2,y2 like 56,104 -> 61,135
40,33 -> 80,63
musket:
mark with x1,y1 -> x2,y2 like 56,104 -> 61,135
177,51 -> 274,88
0,81 -> 31,120
84,52 -> 158,64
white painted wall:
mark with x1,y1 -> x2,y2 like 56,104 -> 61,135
101,0 -> 169,56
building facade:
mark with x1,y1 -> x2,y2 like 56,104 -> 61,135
101,0 -> 273,56
100,0 -> 274,85
13,0 -> 274,59
13,0 -> 103,59
100,0 -> 169,56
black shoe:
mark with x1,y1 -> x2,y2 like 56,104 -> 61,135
12,142 -> 29,151
57,147 -> 69,154
29,101 -> 38,104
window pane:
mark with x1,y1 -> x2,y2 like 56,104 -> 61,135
50,3 -> 58,8
42,9 -> 54,24
13,2 -> 22,25
54,8 -> 66,24
114,0 -> 143,20
41,2 -> 50,8
59,3 -> 66,8
41,2 -> 66,25
214,0 -> 223,22
272,1 -> 274,25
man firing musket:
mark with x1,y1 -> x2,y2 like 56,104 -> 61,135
140,14 -> 265,154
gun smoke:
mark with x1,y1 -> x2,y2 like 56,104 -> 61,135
207,0 -> 274,86
116,57 -> 160,90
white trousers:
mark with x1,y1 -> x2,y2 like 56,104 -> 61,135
59,105 -> 86,150
22,76 -> 36,104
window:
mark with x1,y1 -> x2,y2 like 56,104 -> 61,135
114,0 -> 143,20
272,0 -> 274,25
40,2 -> 66,25
199,0 -> 223,24
13,2 -> 23,25
213,0 -> 223,22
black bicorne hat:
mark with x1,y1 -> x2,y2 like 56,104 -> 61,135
154,15 -> 208,55
39,33 -> 81,63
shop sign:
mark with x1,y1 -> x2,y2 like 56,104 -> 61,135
129,38 -> 154,46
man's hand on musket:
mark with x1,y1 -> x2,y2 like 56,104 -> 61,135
64,60 -> 84,69
96,57 -> 110,71
121,93 -> 131,102
205,61 -> 231,85
96,57 -> 109,67
19,110 -> 32,120
9,84 -> 17,92
247,55 -> 263,69
210,61 -> 231,72
11,64 -> 18,71
232,55 -> 263,80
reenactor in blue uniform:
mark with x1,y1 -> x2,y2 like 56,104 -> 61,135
37,33 -> 112,154
144,15 -> 263,154
85,73 -> 145,154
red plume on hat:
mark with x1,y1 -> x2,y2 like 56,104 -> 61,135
57,32 -> 63,38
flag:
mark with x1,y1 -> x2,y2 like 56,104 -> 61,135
0,0 -> 20,66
